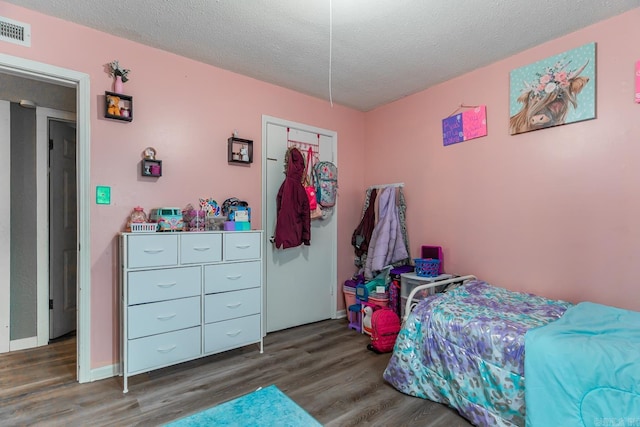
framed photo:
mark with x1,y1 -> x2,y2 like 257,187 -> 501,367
509,42 -> 595,135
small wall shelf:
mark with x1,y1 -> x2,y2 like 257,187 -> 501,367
142,159 -> 162,177
228,137 -> 253,164
105,91 -> 133,122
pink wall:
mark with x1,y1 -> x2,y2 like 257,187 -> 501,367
365,8 -> 640,312
4,2 -> 639,372
1,2 -> 366,369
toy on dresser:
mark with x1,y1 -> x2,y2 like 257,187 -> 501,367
182,204 -> 206,231
149,207 -> 184,231
125,206 -> 157,232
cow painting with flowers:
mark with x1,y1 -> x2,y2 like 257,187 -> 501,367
509,43 -> 595,135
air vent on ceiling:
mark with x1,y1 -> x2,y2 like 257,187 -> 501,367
0,16 -> 31,47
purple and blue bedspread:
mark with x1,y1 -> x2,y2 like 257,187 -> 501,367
383,280 -> 571,427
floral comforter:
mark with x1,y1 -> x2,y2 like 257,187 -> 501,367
383,280 -> 570,427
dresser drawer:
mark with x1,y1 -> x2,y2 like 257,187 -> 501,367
181,233 -> 222,264
400,273 -> 453,299
224,232 -> 261,261
127,296 -> 201,339
128,267 -> 200,305
204,314 -> 260,354
127,326 -> 201,374
204,261 -> 261,293
205,288 -> 260,323
127,234 -> 178,268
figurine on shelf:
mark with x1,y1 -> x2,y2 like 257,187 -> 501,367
143,147 -> 156,160
240,145 -> 249,162
107,95 -> 121,116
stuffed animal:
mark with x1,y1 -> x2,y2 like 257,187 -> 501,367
107,95 -> 121,116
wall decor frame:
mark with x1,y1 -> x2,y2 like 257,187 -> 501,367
442,105 -> 487,146
509,42 -> 595,135
228,137 -> 253,164
105,91 -> 133,122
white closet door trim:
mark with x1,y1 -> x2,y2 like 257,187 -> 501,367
0,100 -> 10,354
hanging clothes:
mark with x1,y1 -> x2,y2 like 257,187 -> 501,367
364,186 -> 410,279
396,188 -> 411,259
352,188 -> 377,258
273,147 -> 311,249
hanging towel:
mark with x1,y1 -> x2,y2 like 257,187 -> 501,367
364,187 -> 409,279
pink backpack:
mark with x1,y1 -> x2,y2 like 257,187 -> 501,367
368,308 -> 401,353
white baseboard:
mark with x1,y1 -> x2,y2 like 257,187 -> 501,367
90,363 -> 120,382
335,309 -> 347,319
9,336 -> 38,351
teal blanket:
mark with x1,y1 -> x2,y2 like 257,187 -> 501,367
525,302 -> 640,427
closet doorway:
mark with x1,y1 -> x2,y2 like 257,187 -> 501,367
0,53 -> 92,383
262,116 -> 337,333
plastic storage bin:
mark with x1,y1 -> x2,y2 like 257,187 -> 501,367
343,285 -> 356,309
130,223 -> 157,233
421,245 -> 444,274
400,272 -> 452,317
368,293 -> 389,307
414,258 -> 441,277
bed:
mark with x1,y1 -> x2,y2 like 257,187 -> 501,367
383,277 -> 571,426
525,301 -> 640,426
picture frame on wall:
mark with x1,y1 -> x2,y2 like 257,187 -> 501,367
509,42 -> 596,135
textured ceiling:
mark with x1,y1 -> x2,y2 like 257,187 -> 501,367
5,0 -> 639,111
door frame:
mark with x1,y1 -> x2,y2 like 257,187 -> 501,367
0,101 -> 9,354
261,115 -> 338,331
0,53 -> 92,383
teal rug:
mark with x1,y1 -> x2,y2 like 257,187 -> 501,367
164,385 -> 322,427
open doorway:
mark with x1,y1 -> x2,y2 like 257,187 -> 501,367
7,104 -> 77,347
0,53 -> 92,383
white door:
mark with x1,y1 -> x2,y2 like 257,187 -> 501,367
0,101 -> 10,353
263,117 -> 337,333
49,119 -> 77,340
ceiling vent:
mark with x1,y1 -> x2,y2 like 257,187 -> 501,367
0,16 -> 31,47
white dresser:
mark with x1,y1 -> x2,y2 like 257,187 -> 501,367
120,231 -> 263,393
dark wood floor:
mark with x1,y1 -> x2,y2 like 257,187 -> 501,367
0,319 -> 472,426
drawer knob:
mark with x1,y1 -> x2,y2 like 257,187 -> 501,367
143,248 -> 165,254
226,274 -> 242,280
156,345 -> 177,353
156,282 -> 177,288
193,247 -> 210,252
226,329 -> 242,337
156,313 -> 177,321
235,244 -> 250,249
226,302 -> 242,309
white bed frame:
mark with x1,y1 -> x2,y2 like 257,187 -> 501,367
403,275 -> 477,322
